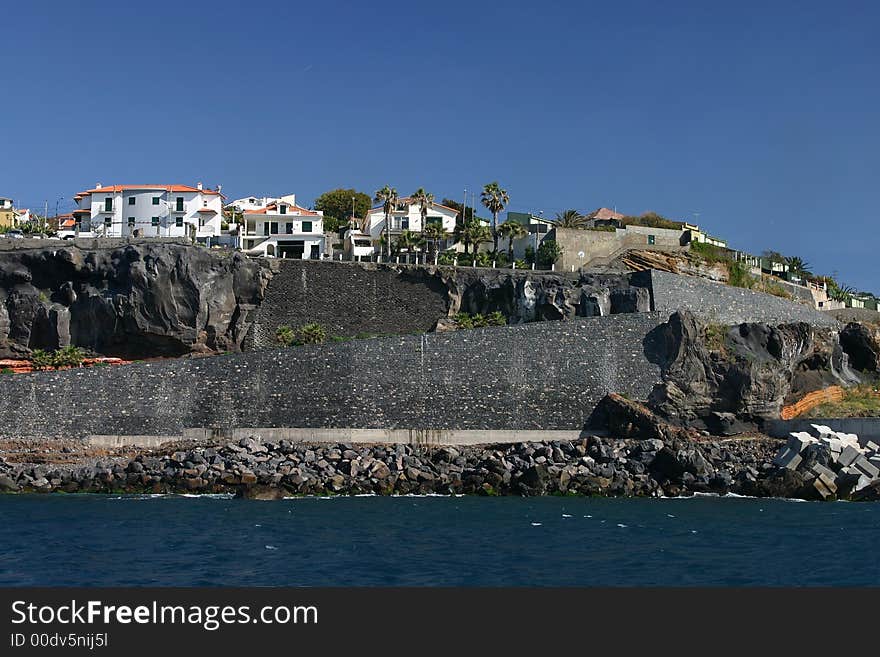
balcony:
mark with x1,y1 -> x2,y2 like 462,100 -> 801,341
98,205 -> 115,213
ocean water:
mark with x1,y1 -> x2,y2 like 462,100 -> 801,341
1,494 -> 878,586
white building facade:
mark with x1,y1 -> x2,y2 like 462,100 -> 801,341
228,193 -> 296,213
239,199 -> 325,258
363,198 -> 458,253
72,183 -> 224,241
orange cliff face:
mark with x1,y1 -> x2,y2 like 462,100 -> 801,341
0,357 -> 127,374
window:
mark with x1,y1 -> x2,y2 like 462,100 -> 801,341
400,218 -> 409,230
263,223 -> 270,236
104,198 -> 112,212
127,217 -> 135,226
151,217 -> 159,227
648,235 -> 656,245
128,197 -> 136,205
199,217 -> 206,228
270,222 -> 279,235
302,221 -> 313,233
175,197 -> 184,212
104,217 -> 112,227
426,216 -> 442,227
286,222 -> 293,235
152,197 -> 160,205
175,217 -> 183,228
279,205 -> 287,215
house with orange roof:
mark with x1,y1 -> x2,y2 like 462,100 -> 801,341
239,198 -> 325,258
72,182 -> 224,242
362,197 -> 458,254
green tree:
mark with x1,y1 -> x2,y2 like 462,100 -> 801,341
480,182 -> 510,253
829,283 -> 855,303
785,256 -> 812,277
410,188 -> 435,230
553,209 -> 588,229
314,188 -> 372,231
394,230 -> 425,258
536,240 -> 563,268
374,185 -> 399,259
276,325 -> 296,346
455,219 -> 491,256
497,220 -> 528,262
422,223 -> 448,258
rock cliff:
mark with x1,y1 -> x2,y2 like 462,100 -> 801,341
0,242 -> 268,358
644,310 -> 869,429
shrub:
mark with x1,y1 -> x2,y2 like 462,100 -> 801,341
275,325 -> 296,346
38,292 -> 50,303
536,240 -> 563,267
763,280 -> 791,299
474,252 -> 492,268
513,259 -> 528,270
690,241 -> 731,265
437,251 -> 457,265
297,323 -> 327,345
704,323 -> 729,354
486,311 -> 506,326
727,261 -> 755,289
587,225 -> 616,232
1,368 -> 13,374
52,346 -> 85,368
30,349 -> 54,371
472,314 -> 489,328
524,246 -> 535,265
453,313 -> 474,329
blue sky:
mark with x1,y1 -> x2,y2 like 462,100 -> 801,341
2,0 -> 877,290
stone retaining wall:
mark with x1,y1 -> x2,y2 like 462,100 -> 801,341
0,312 -> 667,439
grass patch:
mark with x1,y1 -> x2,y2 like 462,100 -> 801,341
806,385 -> 880,418
704,323 -> 729,355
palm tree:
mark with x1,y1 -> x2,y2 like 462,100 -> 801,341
829,283 -> 855,303
374,185 -> 399,259
553,209 -> 588,229
422,223 -> 448,259
410,188 -> 435,231
497,220 -> 528,262
786,256 -> 812,277
466,221 -> 492,258
480,181 -> 509,253
394,229 -> 425,260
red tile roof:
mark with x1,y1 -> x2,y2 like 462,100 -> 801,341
196,207 -> 217,213
590,207 -> 624,221
369,198 -> 459,214
76,184 -> 224,197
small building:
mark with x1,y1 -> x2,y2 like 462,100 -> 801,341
239,199 -> 325,258
586,207 -> 624,229
503,211 -> 556,259
363,197 -> 458,254
0,197 -> 16,229
72,183 -> 224,242
14,208 -> 32,226
685,224 -> 727,248
342,228 -> 374,260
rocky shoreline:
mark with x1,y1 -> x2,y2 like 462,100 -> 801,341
2,433 -> 877,501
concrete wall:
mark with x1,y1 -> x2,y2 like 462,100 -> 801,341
641,270 -> 840,327
765,418 -> 880,445
0,312 -> 666,439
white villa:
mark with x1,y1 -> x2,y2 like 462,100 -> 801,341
227,193 -> 297,213
239,199 -> 325,258
362,198 -> 459,253
72,183 -> 224,242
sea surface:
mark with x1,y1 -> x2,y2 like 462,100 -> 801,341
1,494 -> 878,586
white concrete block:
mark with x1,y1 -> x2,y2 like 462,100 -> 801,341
853,457 -> 880,479
811,424 -> 835,436
837,445 -> 861,468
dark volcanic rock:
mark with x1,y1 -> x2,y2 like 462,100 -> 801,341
839,322 -> 880,372
0,241 -> 268,358
646,310 -> 862,425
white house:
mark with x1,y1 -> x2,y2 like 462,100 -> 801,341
342,228 -> 374,260
14,208 -> 32,225
72,183 -> 224,242
239,199 -> 325,258
227,193 -> 296,213
362,197 -> 458,253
